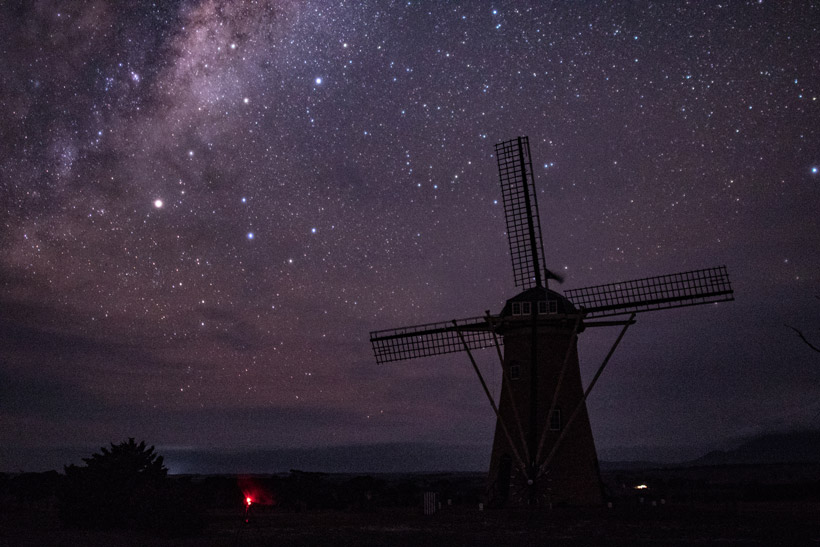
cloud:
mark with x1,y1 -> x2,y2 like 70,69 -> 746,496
0,368 -> 112,419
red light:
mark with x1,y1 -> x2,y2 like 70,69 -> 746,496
245,496 -> 253,506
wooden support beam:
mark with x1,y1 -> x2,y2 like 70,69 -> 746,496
534,314 -> 583,465
452,320 -> 530,482
538,313 -> 636,477
485,311 -> 531,465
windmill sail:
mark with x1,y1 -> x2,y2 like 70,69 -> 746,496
496,137 -> 548,289
370,316 -> 499,364
368,136 -> 735,507
564,266 -> 733,318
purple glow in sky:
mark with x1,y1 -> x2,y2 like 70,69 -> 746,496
1,0 -> 818,473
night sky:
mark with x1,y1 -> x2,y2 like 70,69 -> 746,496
2,1 -> 818,474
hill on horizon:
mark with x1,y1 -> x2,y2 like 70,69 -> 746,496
686,429 -> 820,467
6,429 -> 820,475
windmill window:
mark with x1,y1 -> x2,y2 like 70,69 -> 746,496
511,302 -> 521,315
549,300 -> 558,314
549,409 -> 562,431
509,364 -> 520,380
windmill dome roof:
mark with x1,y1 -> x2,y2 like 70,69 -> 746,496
499,286 -> 580,317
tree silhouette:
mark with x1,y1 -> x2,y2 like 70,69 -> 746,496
785,295 -> 820,354
80,438 -> 167,476
60,438 -> 202,534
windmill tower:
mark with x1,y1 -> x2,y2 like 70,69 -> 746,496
370,136 -> 734,506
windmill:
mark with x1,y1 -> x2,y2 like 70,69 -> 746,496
370,136 -> 734,506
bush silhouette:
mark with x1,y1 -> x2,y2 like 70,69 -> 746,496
59,438 -> 203,534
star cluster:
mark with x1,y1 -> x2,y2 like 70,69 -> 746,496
1,0 -> 818,471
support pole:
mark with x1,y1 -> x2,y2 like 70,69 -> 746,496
452,320 -> 529,481
528,305 -> 538,504
534,314 -> 583,465
485,311 -> 530,465
538,313 -> 635,477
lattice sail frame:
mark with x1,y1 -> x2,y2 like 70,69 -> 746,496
564,266 -> 733,318
370,317 -> 499,364
496,137 -> 547,289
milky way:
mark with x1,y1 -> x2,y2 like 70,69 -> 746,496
1,1 -> 818,472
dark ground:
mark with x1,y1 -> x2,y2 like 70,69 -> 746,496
2,464 -> 820,546
3,502 -> 819,546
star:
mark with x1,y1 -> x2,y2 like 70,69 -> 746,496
1,0 -> 818,477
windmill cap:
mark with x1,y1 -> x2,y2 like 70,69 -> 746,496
499,286 -> 580,318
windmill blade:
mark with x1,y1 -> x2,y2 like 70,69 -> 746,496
496,137 -> 548,289
564,266 -> 734,318
370,316 -> 499,364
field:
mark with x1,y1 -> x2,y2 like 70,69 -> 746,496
2,465 -> 820,546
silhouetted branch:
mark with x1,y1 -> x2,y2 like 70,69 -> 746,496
785,324 -> 820,353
